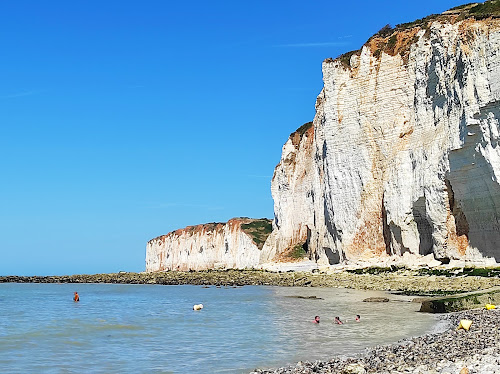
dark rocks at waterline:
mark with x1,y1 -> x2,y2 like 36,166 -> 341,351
418,286 -> 500,313
0,271 -> 298,287
1,270 -> 500,294
0,271 -> 320,287
362,297 -> 389,302
252,309 -> 500,373
286,296 -> 324,300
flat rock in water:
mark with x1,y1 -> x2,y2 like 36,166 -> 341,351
363,297 -> 389,302
286,295 -> 323,300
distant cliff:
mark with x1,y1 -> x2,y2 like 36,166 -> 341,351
146,218 -> 271,271
265,2 -> 500,265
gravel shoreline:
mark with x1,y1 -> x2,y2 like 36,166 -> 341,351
251,309 -> 500,374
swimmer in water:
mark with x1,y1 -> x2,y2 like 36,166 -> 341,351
73,292 -> 79,302
313,316 -> 320,324
334,316 -> 343,325
355,314 -> 360,322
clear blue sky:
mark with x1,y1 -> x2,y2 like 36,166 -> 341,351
0,0 -> 466,275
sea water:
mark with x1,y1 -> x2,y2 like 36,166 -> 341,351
0,283 -> 439,373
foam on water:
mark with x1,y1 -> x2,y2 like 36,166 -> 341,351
0,283 -> 438,373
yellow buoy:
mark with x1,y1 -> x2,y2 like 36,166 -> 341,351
457,319 -> 472,331
485,304 -> 496,310
193,304 -> 204,311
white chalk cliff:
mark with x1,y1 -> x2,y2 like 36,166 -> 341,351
146,218 -> 271,271
263,9 -> 500,265
147,4 -> 500,272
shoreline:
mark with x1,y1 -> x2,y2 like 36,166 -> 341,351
1,269 -> 500,294
2,270 -> 499,372
251,308 -> 500,373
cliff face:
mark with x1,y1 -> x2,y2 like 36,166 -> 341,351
146,218 -> 271,271
147,4 -> 500,272
266,13 -> 500,265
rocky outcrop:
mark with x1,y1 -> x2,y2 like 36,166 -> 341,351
4,269 -> 500,292
418,286 -> 500,312
266,4 -> 500,266
146,218 -> 271,271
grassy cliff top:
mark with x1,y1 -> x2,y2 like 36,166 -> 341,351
240,218 -> 272,250
330,0 -> 500,68
149,217 -> 272,249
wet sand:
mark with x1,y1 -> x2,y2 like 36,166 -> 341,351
251,308 -> 500,374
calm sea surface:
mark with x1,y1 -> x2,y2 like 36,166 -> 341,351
0,283 -> 440,373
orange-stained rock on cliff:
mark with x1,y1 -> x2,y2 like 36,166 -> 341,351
263,4 -> 500,266
146,218 -> 271,271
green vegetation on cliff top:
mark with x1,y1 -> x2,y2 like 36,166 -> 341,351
469,0 -> 500,17
333,0 -> 500,68
240,219 -> 272,250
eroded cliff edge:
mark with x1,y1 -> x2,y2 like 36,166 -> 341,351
264,3 -> 500,266
146,218 -> 271,271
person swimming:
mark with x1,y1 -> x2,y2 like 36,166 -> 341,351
73,292 -> 79,302
313,316 -> 320,324
334,316 -> 343,325
355,314 -> 360,322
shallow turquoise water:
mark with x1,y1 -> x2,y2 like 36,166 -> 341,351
0,283 -> 439,373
